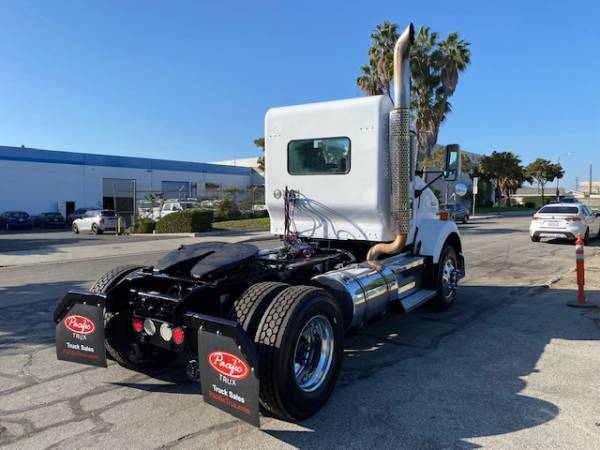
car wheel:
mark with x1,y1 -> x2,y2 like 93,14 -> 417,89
92,223 -> 99,235
72,223 -> 79,234
463,215 -> 469,224
530,235 -> 540,242
256,285 -> 344,421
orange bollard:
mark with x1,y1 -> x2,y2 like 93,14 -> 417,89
567,233 -> 595,308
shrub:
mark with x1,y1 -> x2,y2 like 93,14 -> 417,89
483,200 -> 494,208
155,208 -> 214,233
524,201 -> 535,209
132,217 -> 156,234
214,198 -> 242,221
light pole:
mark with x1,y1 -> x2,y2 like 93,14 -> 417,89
556,152 -> 571,201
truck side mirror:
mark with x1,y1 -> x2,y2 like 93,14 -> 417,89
445,144 -> 461,181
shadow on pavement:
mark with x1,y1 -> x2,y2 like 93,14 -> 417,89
264,284 -> 600,448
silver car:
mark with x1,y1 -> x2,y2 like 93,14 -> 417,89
72,209 -> 117,234
529,203 -> 600,243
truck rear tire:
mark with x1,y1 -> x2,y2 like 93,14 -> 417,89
255,285 -> 344,421
227,281 -> 289,340
90,265 -> 177,369
431,246 -> 459,311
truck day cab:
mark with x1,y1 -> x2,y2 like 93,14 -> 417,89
54,24 -> 466,426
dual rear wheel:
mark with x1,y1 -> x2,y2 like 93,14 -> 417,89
230,282 -> 345,421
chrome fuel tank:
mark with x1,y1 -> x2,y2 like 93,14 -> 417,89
313,254 -> 425,329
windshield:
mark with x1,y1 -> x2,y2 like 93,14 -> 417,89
538,206 -> 579,214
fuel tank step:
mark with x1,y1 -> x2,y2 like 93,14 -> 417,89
399,289 -> 437,313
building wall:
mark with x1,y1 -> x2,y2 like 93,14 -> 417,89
0,146 -> 256,215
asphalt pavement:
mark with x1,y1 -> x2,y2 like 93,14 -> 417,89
1,217 -> 599,449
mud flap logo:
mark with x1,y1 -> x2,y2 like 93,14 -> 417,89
208,351 -> 249,380
64,315 -> 96,335
56,303 -> 107,368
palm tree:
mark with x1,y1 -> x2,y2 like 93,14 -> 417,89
368,21 -> 398,99
357,23 -> 471,163
439,32 -> 471,97
356,62 -> 383,96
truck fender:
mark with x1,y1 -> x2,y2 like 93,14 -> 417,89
412,218 -> 462,264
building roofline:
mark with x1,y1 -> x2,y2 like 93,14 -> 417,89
0,145 -> 251,176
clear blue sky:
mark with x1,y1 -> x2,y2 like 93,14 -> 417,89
0,0 -> 598,189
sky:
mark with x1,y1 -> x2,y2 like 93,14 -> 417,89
0,0 -> 598,190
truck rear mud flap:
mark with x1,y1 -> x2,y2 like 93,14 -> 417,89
54,290 -> 108,368
184,313 -> 260,427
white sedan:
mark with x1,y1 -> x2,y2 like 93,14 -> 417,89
530,203 -> 600,243
72,209 -> 117,234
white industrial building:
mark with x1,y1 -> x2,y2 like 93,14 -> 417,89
0,145 -> 263,217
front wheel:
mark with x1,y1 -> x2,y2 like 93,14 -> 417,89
463,215 -> 469,224
530,234 -> 540,242
255,285 -> 344,421
431,246 -> 459,310
72,223 -> 79,234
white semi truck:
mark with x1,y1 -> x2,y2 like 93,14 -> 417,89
54,23 -> 466,426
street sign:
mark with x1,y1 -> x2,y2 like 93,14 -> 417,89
473,177 -> 479,194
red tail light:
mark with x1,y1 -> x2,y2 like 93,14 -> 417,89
172,327 -> 185,345
132,317 -> 143,333
565,216 -> 581,222
532,215 -> 541,220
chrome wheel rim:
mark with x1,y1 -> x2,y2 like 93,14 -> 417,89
441,257 -> 458,300
293,315 -> 334,392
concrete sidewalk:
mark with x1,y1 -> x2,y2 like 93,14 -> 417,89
0,231 -> 272,267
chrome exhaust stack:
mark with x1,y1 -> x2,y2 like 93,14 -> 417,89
367,23 -> 414,261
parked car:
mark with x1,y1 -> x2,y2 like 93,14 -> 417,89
67,207 -> 95,225
33,212 -> 66,228
530,203 -> 600,243
441,203 -> 469,224
0,211 -> 33,231
157,199 -> 201,219
72,209 -> 117,234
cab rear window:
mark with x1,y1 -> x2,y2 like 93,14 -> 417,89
288,137 -> 350,175
538,206 -> 579,214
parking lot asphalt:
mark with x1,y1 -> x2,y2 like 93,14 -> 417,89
1,217 -> 600,449
0,229 -> 184,253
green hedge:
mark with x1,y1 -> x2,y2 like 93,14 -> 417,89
132,218 -> 156,234
155,208 -> 214,233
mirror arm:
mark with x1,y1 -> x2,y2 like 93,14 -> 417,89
415,172 -> 444,199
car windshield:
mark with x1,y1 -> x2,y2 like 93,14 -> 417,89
7,212 -> 29,219
101,210 -> 116,217
538,206 -> 579,214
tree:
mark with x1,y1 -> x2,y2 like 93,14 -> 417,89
356,63 -> 383,96
254,137 -> 265,172
524,159 -> 564,205
478,151 -> 527,206
357,23 -> 471,162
